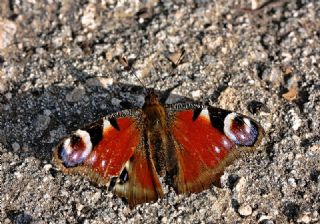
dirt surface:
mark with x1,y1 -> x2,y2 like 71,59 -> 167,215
0,0 -> 319,223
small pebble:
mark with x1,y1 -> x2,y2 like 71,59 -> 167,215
12,142 -> 20,151
14,171 -> 23,179
81,4 -> 99,30
36,114 -> 51,131
288,178 -> 297,187
66,87 -> 86,102
161,217 -> 168,223
238,205 -> 252,216
258,215 -> 274,224
111,98 -> 121,107
191,90 -> 201,98
297,214 -> 311,223
0,19 -> 16,49
43,164 -> 52,171
91,192 -> 101,203
5,92 -> 12,100
86,77 -> 113,88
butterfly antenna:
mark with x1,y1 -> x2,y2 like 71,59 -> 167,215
117,55 -> 149,94
131,69 -> 148,93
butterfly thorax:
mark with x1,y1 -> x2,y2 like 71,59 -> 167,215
142,93 -> 169,176
142,93 -> 167,129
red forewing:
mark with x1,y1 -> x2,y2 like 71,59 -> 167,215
168,105 -> 264,194
53,109 -> 163,207
85,116 -> 140,177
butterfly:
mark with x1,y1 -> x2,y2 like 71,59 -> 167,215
52,90 -> 264,208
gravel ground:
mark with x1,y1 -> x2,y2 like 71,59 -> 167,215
0,0 -> 319,223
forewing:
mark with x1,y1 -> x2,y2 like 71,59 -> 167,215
53,109 -> 163,207
167,104 -> 264,194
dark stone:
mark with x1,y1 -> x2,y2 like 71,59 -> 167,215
310,169 -> 320,182
231,198 -> 240,211
6,210 -> 33,224
227,174 -> 240,190
0,55 -> 4,66
247,100 -> 268,114
282,201 -> 300,220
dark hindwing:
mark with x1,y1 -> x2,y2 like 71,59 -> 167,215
53,109 -> 163,207
166,103 -> 264,194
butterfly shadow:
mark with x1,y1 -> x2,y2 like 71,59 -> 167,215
0,76 -> 196,163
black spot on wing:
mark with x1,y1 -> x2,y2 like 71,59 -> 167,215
108,177 -> 117,191
70,134 -> 82,147
109,117 -> 121,131
192,108 -> 202,121
119,168 -> 129,184
207,107 -> 230,133
209,116 -> 224,133
85,119 -> 103,147
233,116 -> 244,126
57,143 -> 64,161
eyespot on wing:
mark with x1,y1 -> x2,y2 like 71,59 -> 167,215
57,129 -> 93,167
223,112 -> 261,147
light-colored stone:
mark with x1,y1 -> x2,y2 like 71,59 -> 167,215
11,142 -> 20,151
238,204 -> 252,216
66,86 -> 86,102
191,90 -> 201,98
43,164 -> 52,171
0,19 -> 16,49
36,114 -> 51,131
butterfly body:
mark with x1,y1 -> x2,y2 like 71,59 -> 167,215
142,92 -> 171,178
53,91 -> 264,207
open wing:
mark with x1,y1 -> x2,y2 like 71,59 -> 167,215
52,110 -> 163,207
167,104 -> 264,194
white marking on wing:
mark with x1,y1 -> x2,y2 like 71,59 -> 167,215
101,160 -> 106,168
87,152 -> 97,165
103,118 -> 112,131
63,138 -> 72,154
239,133 -> 246,140
243,118 -> 252,133
199,108 -> 210,120
224,113 -> 238,142
75,129 -> 93,160
214,146 -> 221,153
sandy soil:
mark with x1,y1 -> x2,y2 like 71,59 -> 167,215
0,0 -> 319,223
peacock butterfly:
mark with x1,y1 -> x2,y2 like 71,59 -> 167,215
52,89 -> 264,208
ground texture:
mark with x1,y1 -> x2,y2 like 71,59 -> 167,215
0,0 -> 319,223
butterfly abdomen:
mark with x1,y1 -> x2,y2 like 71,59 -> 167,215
142,97 -> 170,177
